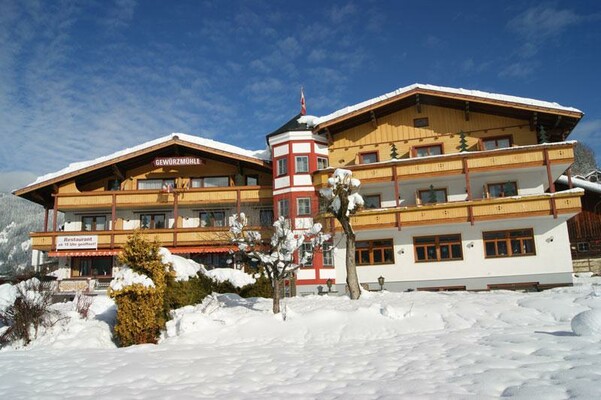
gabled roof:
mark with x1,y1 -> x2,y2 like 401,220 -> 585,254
14,133 -> 271,203
313,83 -> 584,133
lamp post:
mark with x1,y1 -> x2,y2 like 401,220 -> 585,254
326,278 -> 333,293
378,276 -> 385,291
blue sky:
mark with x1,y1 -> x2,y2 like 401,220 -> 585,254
1,0 -> 600,192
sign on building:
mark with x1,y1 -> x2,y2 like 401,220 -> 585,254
152,156 -> 205,167
56,235 -> 99,250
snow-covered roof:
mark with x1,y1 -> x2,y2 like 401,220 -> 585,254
313,83 -> 583,127
21,133 -> 271,191
557,175 -> 601,194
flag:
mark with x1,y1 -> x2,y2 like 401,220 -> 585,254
300,87 -> 306,115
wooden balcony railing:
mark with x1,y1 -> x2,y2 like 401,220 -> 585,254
313,142 -> 575,187
55,186 -> 273,210
31,226 -> 273,252
319,190 -> 583,232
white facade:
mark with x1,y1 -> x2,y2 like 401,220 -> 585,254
333,215 -> 574,291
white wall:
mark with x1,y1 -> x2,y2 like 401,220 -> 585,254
333,216 -> 573,287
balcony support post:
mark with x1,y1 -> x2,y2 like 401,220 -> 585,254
236,189 -> 241,215
52,194 -> 58,251
392,166 -> 401,230
544,149 -> 558,218
111,193 -> 116,248
44,207 -> 49,233
173,192 -> 179,247
567,167 -> 573,189
463,158 -> 474,225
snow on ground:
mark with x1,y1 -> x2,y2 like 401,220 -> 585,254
0,275 -> 600,399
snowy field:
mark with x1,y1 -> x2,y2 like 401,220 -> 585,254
1,275 -> 600,399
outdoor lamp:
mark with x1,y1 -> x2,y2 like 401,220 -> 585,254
378,276 -> 385,291
326,278 -> 333,292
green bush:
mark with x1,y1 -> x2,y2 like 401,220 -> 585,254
110,231 -> 168,347
239,271 -> 273,298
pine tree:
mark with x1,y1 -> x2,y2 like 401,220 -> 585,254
459,131 -> 469,152
390,143 -> 400,159
538,125 -> 549,143
428,184 -> 438,204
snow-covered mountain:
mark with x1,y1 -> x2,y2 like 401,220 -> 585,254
0,193 -> 46,274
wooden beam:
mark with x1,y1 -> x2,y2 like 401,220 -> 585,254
173,192 -> 179,246
52,194 -> 58,251
370,111 -> 378,129
464,101 -> 470,121
567,167 -> 573,189
44,208 -> 49,233
111,193 -> 117,248
111,164 -> 125,181
415,94 -> 421,114
392,166 -> 401,230
544,149 -> 555,193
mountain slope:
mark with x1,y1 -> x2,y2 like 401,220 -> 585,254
0,193 -> 45,273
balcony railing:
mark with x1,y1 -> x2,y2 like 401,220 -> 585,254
55,186 -> 273,210
319,190 -> 583,232
31,225 -> 273,252
313,143 -> 575,187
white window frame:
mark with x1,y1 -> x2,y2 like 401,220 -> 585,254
297,198 -> 311,216
295,156 -> 309,173
277,158 -> 288,176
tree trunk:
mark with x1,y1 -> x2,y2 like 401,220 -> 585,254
272,278 -> 281,314
345,232 -> 361,299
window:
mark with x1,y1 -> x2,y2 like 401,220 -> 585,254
317,157 -> 329,170
418,187 -> 447,204
140,213 -> 166,229
413,117 -> 429,127
487,181 -> 518,198
414,234 -> 463,262
296,156 -> 309,173
322,242 -> 333,266
297,198 -> 311,215
260,209 -> 274,226
363,195 -> 381,209
191,176 -> 229,188
82,216 -> 106,231
278,199 -> 289,218
483,229 -> 535,258
277,158 -> 288,176
299,242 -> 313,266
72,257 -> 112,277
355,239 -> 394,265
138,179 -> 175,190
245,175 -> 259,186
200,210 -> 226,227
577,242 -> 590,252
482,136 -> 512,150
359,152 -> 378,164
413,144 -> 442,157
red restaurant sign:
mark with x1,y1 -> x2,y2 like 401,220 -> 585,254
153,157 -> 205,167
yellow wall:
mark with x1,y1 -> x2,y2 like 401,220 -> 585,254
329,104 -> 538,167
73,158 -> 271,192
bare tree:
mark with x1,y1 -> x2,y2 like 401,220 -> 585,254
229,214 -> 328,314
319,169 -> 364,300
572,142 -> 599,176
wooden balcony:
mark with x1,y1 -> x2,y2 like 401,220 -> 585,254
313,142 -> 575,186
31,226 -> 273,252
321,190 -> 583,232
55,186 -> 273,211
